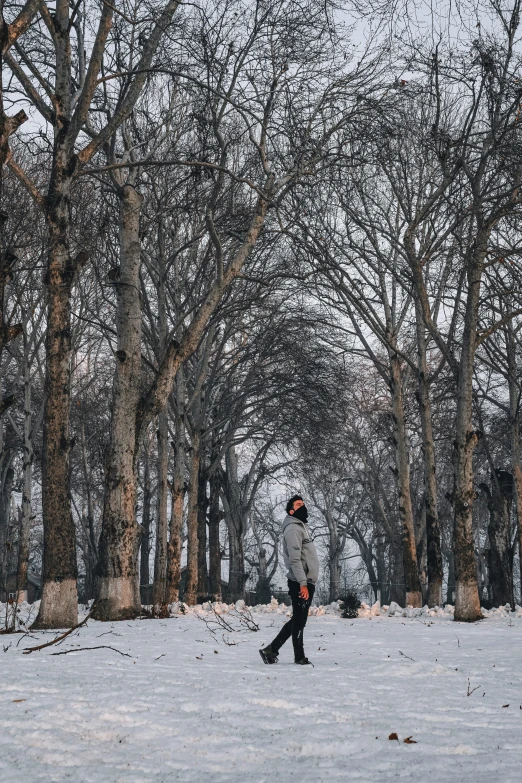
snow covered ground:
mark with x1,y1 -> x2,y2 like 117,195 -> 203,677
2,602 -> 522,783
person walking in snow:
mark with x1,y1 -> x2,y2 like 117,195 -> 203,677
259,495 -> 319,666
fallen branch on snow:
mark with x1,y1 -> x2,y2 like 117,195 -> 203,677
50,645 -> 132,657
23,604 -> 97,654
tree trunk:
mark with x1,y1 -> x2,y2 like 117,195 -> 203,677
166,370 -> 185,603
328,531 -> 341,602
140,444 -> 152,589
79,506 -> 95,603
324,507 -> 341,602
94,184 -> 143,621
374,531 -> 386,603
0,461 -> 14,594
78,421 -> 97,602
184,431 -> 201,605
223,445 -> 246,602
389,542 -> 405,605
389,351 -> 422,607
482,474 -> 514,608
506,319 -> 522,604
445,512 -> 456,605
208,469 -> 222,601
414,297 -> 443,606
197,465 -> 208,602
0,396 -> 7,593
370,492 -> 398,604
352,524 -> 378,601
251,514 -> 270,603
16,341 -> 32,603
152,227 -> 169,608
227,517 -> 246,603
152,410 -> 169,608
453,262 -> 482,622
33,158 -> 78,629
414,503 -> 428,604
255,548 -> 272,603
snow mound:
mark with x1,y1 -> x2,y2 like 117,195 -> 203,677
165,597 -> 522,621
3,597 -> 522,626
167,597 -> 344,618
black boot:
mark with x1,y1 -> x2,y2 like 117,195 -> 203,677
259,645 -> 279,664
295,657 -> 312,665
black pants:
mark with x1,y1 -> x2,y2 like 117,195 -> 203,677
270,579 -> 315,661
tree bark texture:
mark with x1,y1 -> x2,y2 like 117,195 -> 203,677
94,185 -> 143,621
184,431 -> 201,605
506,319 -> 522,604
17,341 -> 33,602
79,422 -> 97,602
482,474 -> 514,608
414,297 -> 443,606
446,549 -> 456,604
375,533 -> 388,604
327,521 -> 341,602
30,0 -> 84,629
166,371 -> 185,603
152,231 -> 169,608
152,410 -> 169,608
227,517 -> 246,603
223,446 -> 246,602
197,465 -> 208,602
389,543 -> 405,605
33,152 -> 78,628
182,327 -> 214,605
453,261 -> 483,622
140,446 -> 152,589
389,352 -> 422,607
0,461 -> 14,594
414,504 -> 428,603
208,469 -> 222,601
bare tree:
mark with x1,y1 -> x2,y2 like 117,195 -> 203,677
6,0 -> 182,627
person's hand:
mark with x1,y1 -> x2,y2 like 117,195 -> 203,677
299,585 -> 309,601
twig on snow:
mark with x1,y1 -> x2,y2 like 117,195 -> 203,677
16,632 -> 37,647
50,645 -> 132,657
467,678 -> 480,697
222,635 -> 240,646
197,605 -> 260,639
232,606 -> 260,632
23,604 -> 97,654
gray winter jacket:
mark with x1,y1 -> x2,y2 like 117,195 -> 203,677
282,515 -> 319,586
